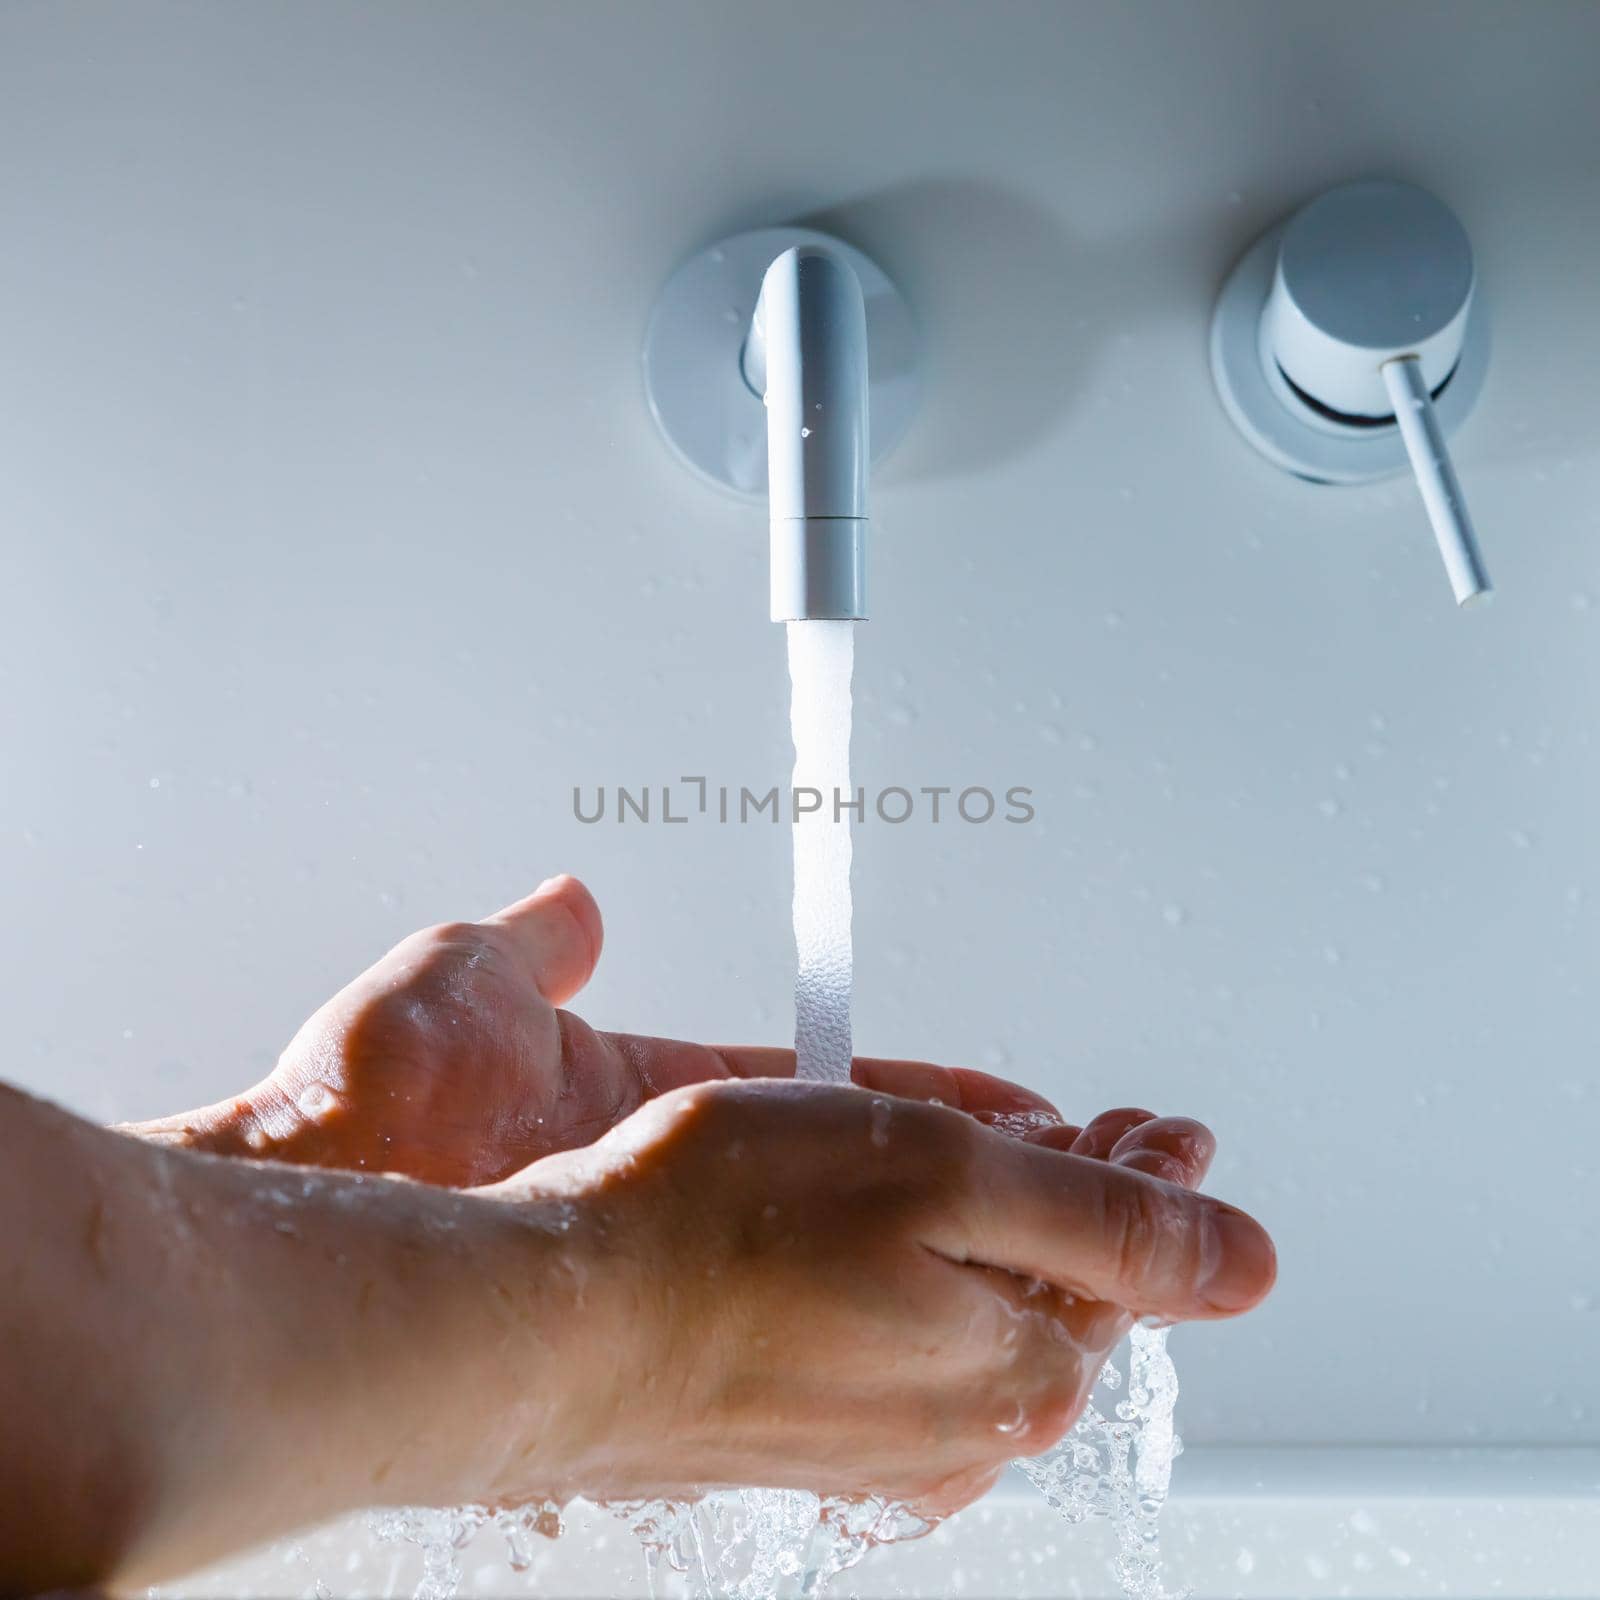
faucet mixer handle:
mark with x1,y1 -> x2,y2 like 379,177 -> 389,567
1381,355 -> 1491,606
1211,180 -> 1494,607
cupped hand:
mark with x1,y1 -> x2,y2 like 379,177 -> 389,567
127,875 -> 1066,1186
474,1078 -> 1275,1518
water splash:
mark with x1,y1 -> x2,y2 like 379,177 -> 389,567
367,1501 -> 565,1597
367,1506 -> 488,1600
1017,1323 -> 1188,1598
606,1491 -> 931,1599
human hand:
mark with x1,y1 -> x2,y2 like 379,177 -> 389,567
463,1078 -> 1274,1519
126,875 -> 1068,1186
2,1066 -> 1263,1589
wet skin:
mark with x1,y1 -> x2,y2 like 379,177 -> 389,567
0,876 -> 1274,1590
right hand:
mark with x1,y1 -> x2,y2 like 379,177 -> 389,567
479,1078 -> 1275,1519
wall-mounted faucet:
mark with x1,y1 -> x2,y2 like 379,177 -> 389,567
745,248 -> 868,621
1211,180 -> 1492,606
642,226 -> 918,619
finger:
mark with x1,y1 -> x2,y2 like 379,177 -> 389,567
850,1058 -> 1064,1127
1070,1107 -> 1156,1160
934,1128 -> 1277,1321
1023,1122 -> 1084,1151
598,1039 -> 1069,1134
571,1036 -> 792,1109
593,1029 -> 754,1098
1109,1116 -> 1215,1190
480,875 -> 603,1004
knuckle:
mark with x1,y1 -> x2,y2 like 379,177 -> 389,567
901,1110 -> 984,1228
400,919 -> 487,958
399,924 -> 508,1005
1117,1148 -> 1189,1185
1106,1175 -> 1166,1285
653,1078 -> 744,1141
343,989 -> 439,1065
919,1102 -> 982,1180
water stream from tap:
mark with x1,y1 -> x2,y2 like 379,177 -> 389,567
786,620 -> 854,1083
1018,1325 -> 1188,1599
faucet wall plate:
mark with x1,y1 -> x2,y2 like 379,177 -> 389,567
1209,185 -> 1489,489
643,227 -> 918,499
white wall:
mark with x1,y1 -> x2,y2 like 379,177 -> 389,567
2,0 -> 1597,1449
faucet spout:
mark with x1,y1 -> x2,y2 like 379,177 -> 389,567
747,247 -> 870,621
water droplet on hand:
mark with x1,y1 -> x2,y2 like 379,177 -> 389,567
297,1083 -> 334,1119
867,1096 -> 892,1148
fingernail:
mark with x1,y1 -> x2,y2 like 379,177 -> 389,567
1198,1207 -> 1274,1312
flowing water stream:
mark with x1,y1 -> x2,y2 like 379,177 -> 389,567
786,620 -> 856,1086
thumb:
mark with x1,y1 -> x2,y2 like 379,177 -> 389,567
946,1130 -> 1277,1323
480,874 -> 603,1004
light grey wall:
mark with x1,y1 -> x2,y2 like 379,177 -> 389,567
2,0 -> 1597,1448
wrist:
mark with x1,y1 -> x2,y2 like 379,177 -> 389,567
348,1169 -> 617,1511
115,1154 -> 604,1580
117,1121 -> 626,1532
472,1160 -> 649,1505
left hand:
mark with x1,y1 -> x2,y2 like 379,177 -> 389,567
124,875 -> 1066,1186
